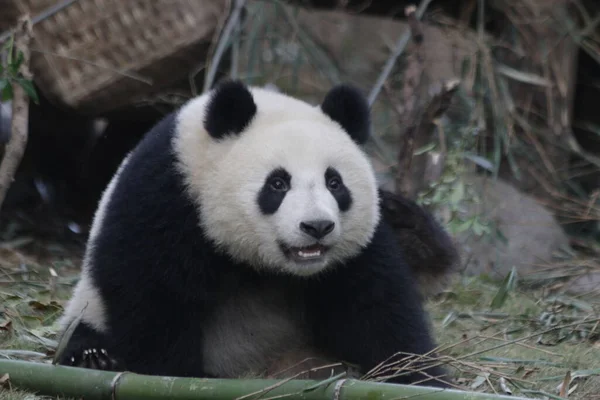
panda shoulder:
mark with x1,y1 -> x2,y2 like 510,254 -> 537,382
356,218 -> 411,271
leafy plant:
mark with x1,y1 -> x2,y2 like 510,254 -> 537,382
416,123 -> 493,238
0,35 -> 38,104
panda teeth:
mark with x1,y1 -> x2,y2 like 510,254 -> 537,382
297,249 -> 321,258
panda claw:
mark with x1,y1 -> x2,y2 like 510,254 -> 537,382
95,348 -> 119,370
65,347 -> 122,371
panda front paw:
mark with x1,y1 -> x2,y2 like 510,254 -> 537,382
69,348 -> 121,371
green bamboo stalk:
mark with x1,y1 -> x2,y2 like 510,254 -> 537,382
0,359 -> 527,400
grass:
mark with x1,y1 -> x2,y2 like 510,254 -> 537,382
1,233 -> 599,399
426,275 -> 600,398
0,235 -> 80,400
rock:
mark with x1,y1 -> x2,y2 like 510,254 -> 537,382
238,1 -> 476,99
569,272 -> 600,293
455,175 -> 571,280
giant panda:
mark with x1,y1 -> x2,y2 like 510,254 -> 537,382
56,80 -> 450,388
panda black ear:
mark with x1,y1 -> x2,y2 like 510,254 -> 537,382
320,84 -> 371,145
204,80 -> 257,139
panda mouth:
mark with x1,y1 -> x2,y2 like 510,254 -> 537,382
281,243 -> 329,262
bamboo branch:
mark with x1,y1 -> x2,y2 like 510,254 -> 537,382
395,5 -> 426,197
364,0 -> 433,170
0,15 -> 33,213
0,0 -> 78,43
366,0 -> 433,107
0,359 -> 529,400
202,0 -> 248,94
396,79 -> 461,197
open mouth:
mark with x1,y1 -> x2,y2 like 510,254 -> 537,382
280,243 -> 329,263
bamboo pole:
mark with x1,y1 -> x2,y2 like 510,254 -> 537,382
0,359 -> 528,400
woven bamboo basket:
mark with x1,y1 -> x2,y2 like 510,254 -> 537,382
0,0 -> 229,113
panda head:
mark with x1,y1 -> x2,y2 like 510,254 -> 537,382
174,80 -> 380,277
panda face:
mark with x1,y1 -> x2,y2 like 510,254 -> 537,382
174,81 -> 380,276
257,164 -> 350,272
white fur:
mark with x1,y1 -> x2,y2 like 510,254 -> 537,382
174,87 -> 380,276
58,153 -> 132,333
202,285 -> 307,377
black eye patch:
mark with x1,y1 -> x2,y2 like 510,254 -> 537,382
257,168 -> 291,215
325,167 -> 352,212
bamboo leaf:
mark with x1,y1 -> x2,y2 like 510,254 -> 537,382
544,295 -> 594,313
572,369 -> 600,378
15,78 -> 39,104
52,303 -> 87,365
471,373 -> 488,389
521,389 -> 573,400
575,120 -> 600,138
540,368 -> 600,381
1,80 -> 12,101
493,224 -> 508,245
442,311 -> 458,327
302,372 -> 346,391
479,357 -> 562,367
462,152 -> 494,171
448,217 -> 474,234
8,50 -> 24,76
449,180 -> 465,205
495,63 -> 552,87
3,35 -> 14,65
414,142 -> 436,155
473,217 -> 491,236
0,350 -> 47,360
490,266 -> 518,310
499,377 -> 513,395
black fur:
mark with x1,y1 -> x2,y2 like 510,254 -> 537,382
325,167 -> 352,212
61,321 -> 122,370
257,168 -> 291,215
379,189 -> 460,298
321,85 -> 370,145
204,80 -> 257,139
58,113 -> 235,377
57,97 -> 449,388
309,221 -> 448,386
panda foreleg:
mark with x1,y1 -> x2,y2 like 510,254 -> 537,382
57,321 -> 124,372
309,271 -> 448,387
308,227 -> 450,388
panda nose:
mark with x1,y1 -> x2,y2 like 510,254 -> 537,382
300,219 -> 335,239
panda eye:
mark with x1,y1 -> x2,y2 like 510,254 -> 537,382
327,177 -> 342,191
269,177 -> 289,192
